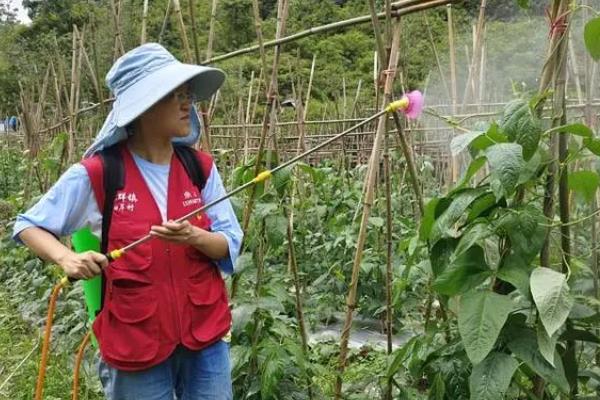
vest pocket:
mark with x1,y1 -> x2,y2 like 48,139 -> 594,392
103,285 -> 159,363
187,277 -> 229,343
109,221 -> 153,272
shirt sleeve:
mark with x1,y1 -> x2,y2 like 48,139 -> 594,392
201,163 -> 244,275
12,164 -> 102,243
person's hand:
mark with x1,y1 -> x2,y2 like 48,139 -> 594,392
57,250 -> 108,280
150,220 -> 200,245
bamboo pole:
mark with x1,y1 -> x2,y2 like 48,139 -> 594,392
110,0 -> 124,60
52,37 -> 70,114
568,35 -> 583,104
81,42 -> 101,105
158,0 -> 172,44
447,3 -> 458,185
424,14 -> 450,100
284,91 -> 312,398
187,0 -> 201,64
250,68 -> 263,123
201,0 -> 458,65
383,122 -> 394,400
295,83 -> 307,154
243,70 -> 255,163
368,0 -> 386,70
536,1 -> 572,397
141,0 -> 149,44
206,0 -> 219,60
49,62 -> 64,125
67,26 -> 79,165
351,79 -> 362,118
284,200 -> 313,399
334,20 -> 401,400
232,0 -> 289,300
303,54 -> 316,121
462,0 -> 486,107
555,16 -> 576,399
172,0 -> 193,63
240,0 -> 287,232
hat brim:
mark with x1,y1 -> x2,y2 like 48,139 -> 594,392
114,63 -> 225,127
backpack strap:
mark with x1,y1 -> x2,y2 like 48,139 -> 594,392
80,144 -> 125,314
173,145 -> 213,192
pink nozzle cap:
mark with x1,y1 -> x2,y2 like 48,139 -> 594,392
402,90 -> 424,119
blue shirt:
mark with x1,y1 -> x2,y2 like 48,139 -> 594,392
12,151 -> 243,274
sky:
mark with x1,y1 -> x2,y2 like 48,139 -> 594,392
9,0 -> 31,24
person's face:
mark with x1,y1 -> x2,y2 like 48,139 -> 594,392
139,82 -> 193,138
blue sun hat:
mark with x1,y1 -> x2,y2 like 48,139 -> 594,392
83,43 -> 225,158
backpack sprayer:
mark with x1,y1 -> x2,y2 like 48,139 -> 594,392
33,94 -> 422,400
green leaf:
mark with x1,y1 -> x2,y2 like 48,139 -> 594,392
537,320 -> 558,367
387,337 -> 418,378
272,165 -> 293,197
500,99 -> 529,141
429,374 -> 445,400
530,267 -> 574,337
495,206 -> 546,264
420,198 -> 440,241
234,252 -> 254,274
430,188 -> 488,243
434,245 -> 491,296
559,328 -> 600,344
453,157 -> 487,193
568,170 -> 600,203
516,117 -> 542,161
469,352 -> 518,400
467,193 -> 498,222
507,329 -> 570,393
458,290 -> 515,364
454,223 -> 494,257
470,123 -> 508,153
584,137 -> 600,156
485,143 -> 525,199
497,259 -> 533,298
518,151 -> 542,185
584,17 -> 600,61
451,131 -> 484,156
368,216 -> 385,228
498,99 -> 543,160
547,123 -> 593,138
231,304 -> 257,334
430,238 -> 458,277
516,0 -> 529,8
254,202 -> 279,219
265,215 -> 288,247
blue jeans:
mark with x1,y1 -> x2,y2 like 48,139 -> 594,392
98,340 -> 232,400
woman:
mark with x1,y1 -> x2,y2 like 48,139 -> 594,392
13,43 -> 242,400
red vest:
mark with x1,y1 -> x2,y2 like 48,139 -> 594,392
81,145 -> 231,371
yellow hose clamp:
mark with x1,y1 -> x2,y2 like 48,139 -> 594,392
252,170 -> 272,183
385,97 -> 409,113
109,249 -> 124,260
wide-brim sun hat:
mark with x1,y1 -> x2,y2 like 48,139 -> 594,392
84,43 -> 225,158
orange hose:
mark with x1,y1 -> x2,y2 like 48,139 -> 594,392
34,279 -> 67,400
71,331 -> 91,400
